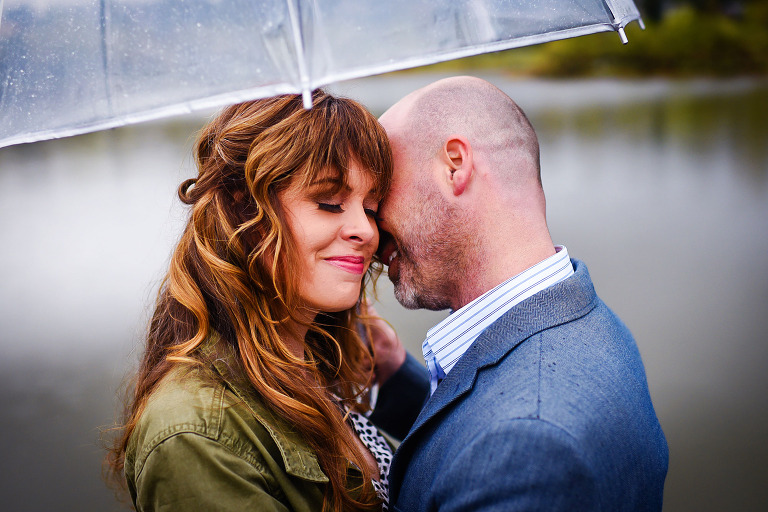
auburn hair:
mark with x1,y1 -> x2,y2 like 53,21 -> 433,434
107,90 -> 393,511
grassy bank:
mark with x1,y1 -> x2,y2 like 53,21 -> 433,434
425,5 -> 768,78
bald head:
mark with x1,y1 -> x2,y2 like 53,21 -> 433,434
380,76 -> 542,192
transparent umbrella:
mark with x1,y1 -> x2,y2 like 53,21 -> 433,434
0,0 -> 642,148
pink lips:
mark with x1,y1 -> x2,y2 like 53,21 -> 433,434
325,255 -> 366,274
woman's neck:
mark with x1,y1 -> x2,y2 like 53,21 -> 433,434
281,309 -> 317,360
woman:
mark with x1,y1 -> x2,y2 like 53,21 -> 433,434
107,91 -> 427,511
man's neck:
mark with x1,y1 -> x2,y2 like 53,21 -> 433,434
451,239 -> 556,311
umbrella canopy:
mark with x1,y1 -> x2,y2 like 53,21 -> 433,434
0,0 -> 642,149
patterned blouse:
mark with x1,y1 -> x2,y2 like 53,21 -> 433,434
347,411 -> 394,510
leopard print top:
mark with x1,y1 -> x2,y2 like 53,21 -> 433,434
348,411 -> 394,510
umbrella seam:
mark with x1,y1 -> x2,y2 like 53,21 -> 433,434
286,0 -> 312,108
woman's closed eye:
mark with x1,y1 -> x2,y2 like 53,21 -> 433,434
318,202 -> 378,218
318,202 -> 344,213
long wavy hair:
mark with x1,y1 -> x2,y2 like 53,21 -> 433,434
107,90 -> 393,511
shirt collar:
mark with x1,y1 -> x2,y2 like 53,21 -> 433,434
422,246 -> 574,393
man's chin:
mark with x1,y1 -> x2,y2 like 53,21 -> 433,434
393,285 -> 420,310
395,281 -> 452,312
386,257 -> 399,283
388,261 -> 420,309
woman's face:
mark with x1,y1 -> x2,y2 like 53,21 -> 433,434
279,162 -> 380,314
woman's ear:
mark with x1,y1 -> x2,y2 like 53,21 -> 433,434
442,136 -> 473,196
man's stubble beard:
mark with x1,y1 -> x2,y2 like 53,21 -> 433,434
392,194 -> 468,312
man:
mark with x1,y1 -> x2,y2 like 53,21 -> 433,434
376,76 -> 668,511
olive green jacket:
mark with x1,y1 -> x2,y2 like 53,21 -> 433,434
125,349 -> 428,511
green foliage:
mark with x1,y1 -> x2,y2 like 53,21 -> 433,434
422,5 -> 768,77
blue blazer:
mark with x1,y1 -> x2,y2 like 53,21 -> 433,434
389,259 -> 668,511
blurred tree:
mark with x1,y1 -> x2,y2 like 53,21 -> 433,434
637,0 -> 664,22
636,0 -> 749,21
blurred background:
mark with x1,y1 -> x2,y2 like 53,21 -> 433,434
1,1 -> 767,510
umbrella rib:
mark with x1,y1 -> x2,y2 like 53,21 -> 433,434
286,0 -> 312,108
99,0 -> 113,114
601,0 -> 644,44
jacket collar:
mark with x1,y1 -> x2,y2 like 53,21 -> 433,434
204,334 -> 329,483
392,259 -> 598,481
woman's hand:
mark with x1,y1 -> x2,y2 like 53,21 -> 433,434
361,300 -> 407,386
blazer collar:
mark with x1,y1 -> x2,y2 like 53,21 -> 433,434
204,334 -> 329,484
401,259 -> 598,446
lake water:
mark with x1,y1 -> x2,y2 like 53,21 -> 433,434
1,73 -> 766,511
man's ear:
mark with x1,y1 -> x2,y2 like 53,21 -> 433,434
442,137 -> 473,196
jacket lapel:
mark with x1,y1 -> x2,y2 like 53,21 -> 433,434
206,336 -> 329,483
390,259 -> 598,498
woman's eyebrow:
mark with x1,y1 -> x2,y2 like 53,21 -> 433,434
310,176 -> 349,191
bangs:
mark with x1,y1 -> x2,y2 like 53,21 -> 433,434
295,161 -> 384,203
290,91 -> 393,201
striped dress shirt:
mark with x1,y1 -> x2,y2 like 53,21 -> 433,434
422,246 -> 574,394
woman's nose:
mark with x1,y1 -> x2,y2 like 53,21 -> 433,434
341,205 -> 377,245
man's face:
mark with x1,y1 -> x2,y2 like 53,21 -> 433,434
376,126 -> 455,311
